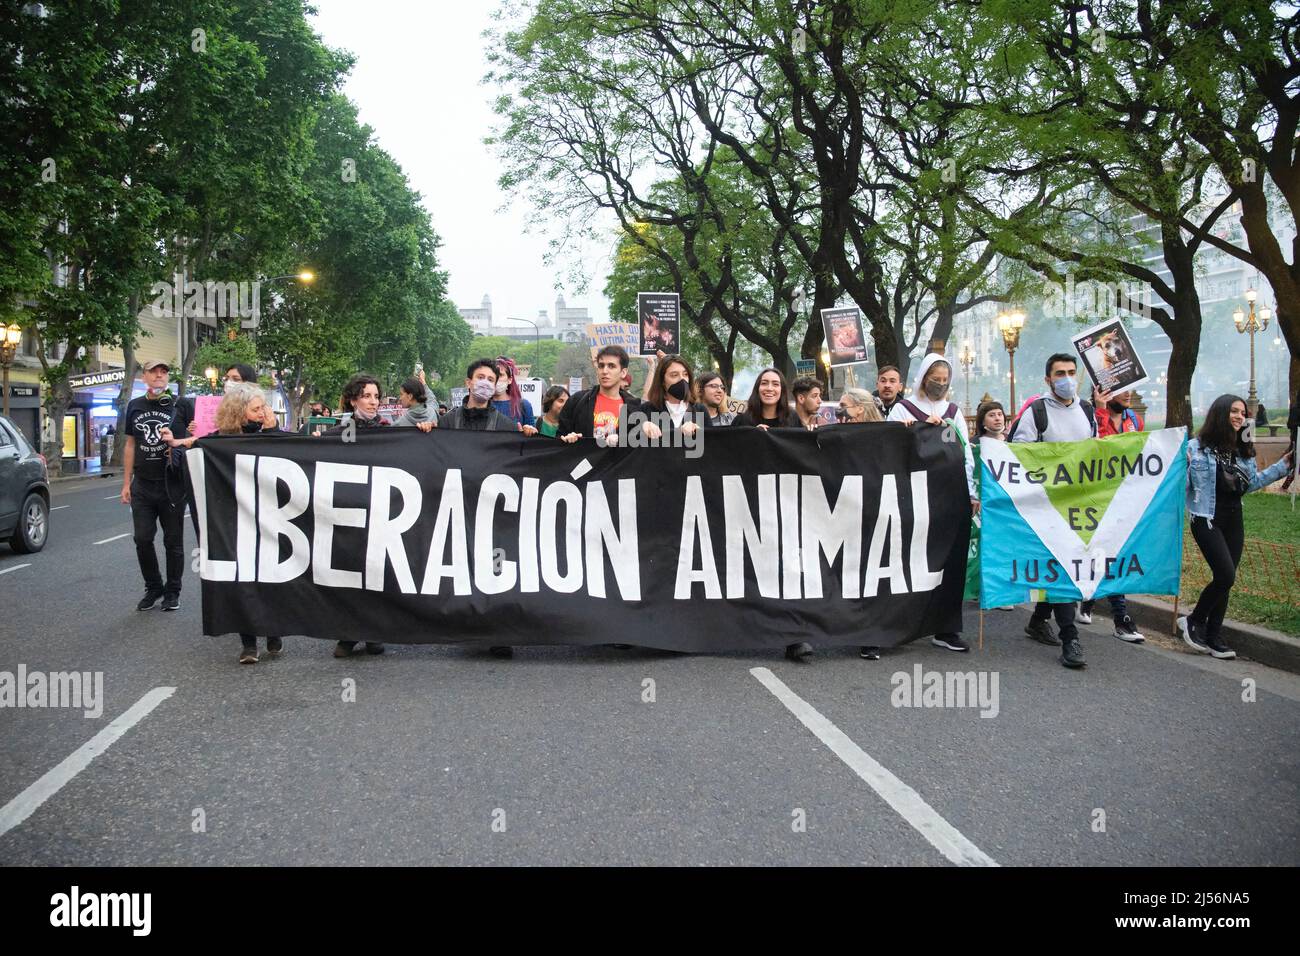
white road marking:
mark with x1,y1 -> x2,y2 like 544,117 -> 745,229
0,563 -> 32,575
50,505 -> 70,511
94,532 -> 132,545
0,687 -> 176,838
104,494 -> 122,500
750,666 -> 998,867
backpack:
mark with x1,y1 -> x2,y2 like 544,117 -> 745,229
1009,397 -> 1095,442
898,398 -> 959,423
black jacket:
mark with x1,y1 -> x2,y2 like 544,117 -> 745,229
556,387 -> 644,438
438,404 -> 517,431
639,400 -> 713,435
322,414 -> 387,436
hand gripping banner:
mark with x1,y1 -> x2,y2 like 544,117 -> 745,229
978,429 -> 1187,608
187,424 -> 970,651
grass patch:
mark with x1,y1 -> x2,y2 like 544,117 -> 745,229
1152,493 -> 1300,637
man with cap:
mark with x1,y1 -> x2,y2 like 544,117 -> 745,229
120,360 -> 192,611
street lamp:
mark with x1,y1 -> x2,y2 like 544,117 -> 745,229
959,339 -> 976,414
1232,288 -> 1270,421
204,367 -> 219,393
1,323 -> 23,418
996,308 -> 1026,412
820,348 -> 833,399
504,317 -> 542,370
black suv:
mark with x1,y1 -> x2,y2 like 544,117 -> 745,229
0,414 -> 50,553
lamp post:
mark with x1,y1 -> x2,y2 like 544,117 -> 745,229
1232,289 -> 1270,421
249,270 -> 315,333
204,366 -> 219,394
996,308 -> 1026,412
820,348 -> 833,399
505,317 -> 542,371
1,323 -> 23,419
959,339 -> 975,414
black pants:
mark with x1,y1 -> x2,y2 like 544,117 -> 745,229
1190,510 -> 1245,637
1031,601 -> 1077,641
131,476 -> 185,596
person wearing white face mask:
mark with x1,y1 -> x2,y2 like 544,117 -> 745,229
1011,353 -> 1098,670
876,353 -> 978,658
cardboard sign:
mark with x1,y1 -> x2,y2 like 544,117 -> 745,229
568,376 -> 583,394
449,387 -> 468,409
517,377 -> 545,419
192,395 -> 222,437
1073,319 -> 1149,397
637,292 -> 681,355
821,307 -> 869,367
586,322 -> 640,359
795,359 -> 817,376
377,403 -> 405,424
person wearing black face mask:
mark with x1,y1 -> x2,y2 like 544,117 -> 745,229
640,355 -> 711,440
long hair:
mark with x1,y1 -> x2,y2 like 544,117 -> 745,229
842,387 -> 883,422
541,384 -> 568,417
644,355 -> 693,407
694,371 -> 724,404
215,383 -> 265,435
496,356 -> 524,420
745,367 -> 793,425
975,400 -> 1006,438
1198,393 -> 1254,458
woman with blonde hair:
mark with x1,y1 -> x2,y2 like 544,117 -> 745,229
838,387 -> 884,423
163,381 -> 287,664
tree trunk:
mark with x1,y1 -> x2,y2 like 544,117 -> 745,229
111,295 -> 140,467
40,372 -> 74,473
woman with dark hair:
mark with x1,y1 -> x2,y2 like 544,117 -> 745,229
1180,394 -> 1294,659
641,355 -> 710,439
493,356 -> 538,434
695,372 -> 735,426
327,374 -> 387,432
538,385 -> 569,437
734,368 -> 794,429
395,376 -> 434,427
974,400 -> 1007,440
223,363 -> 258,390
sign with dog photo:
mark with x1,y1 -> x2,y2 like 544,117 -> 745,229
1072,319 -> 1149,397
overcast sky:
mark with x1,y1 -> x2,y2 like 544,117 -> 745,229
308,1 -> 612,324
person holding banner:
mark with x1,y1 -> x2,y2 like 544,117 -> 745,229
325,374 -> 389,434
1012,353 -> 1097,669
838,387 -> 884,423
880,354 -> 975,657
1180,395 -> 1294,660
791,377 -> 824,429
1078,386 -> 1146,641
641,355 -> 710,439
162,382 -> 288,664
873,366 -> 904,417
734,368 -> 795,429
558,346 -> 644,444
417,359 -> 518,433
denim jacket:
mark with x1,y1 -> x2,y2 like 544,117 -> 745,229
1186,437 -> 1290,521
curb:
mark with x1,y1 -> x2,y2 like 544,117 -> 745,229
49,470 -> 120,489
1124,594 -> 1300,675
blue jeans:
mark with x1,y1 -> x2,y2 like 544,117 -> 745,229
1081,595 -> 1128,621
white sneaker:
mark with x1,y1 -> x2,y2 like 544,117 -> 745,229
1177,616 -> 1210,654
1112,616 -> 1145,643
1076,605 -> 1093,625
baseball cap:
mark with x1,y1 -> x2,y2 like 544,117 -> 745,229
142,360 -> 170,372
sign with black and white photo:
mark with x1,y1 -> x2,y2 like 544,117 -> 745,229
187,425 -> 969,652
637,292 -> 680,355
1073,319 -> 1149,397
821,307 -> 869,367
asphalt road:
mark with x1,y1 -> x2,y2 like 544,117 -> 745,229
1,475 -> 1298,866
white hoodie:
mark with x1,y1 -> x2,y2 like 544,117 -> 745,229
887,353 -> 975,496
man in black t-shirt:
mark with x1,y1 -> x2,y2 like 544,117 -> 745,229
120,360 -> 190,611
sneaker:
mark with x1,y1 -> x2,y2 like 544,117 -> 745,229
784,642 -> 814,661
1177,616 -> 1210,654
239,647 -> 258,665
1112,616 -> 1145,643
995,606 -> 1017,611
488,646 -> 513,659
1060,637 -> 1086,669
364,642 -> 385,655
266,636 -> 283,658
136,589 -> 164,612
1025,619 -> 1061,646
932,634 -> 970,652
1076,601 -> 1094,625
334,640 -> 358,659
859,646 -> 881,660
1204,634 -> 1237,660
161,594 -> 180,612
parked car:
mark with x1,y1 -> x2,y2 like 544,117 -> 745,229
0,414 -> 50,553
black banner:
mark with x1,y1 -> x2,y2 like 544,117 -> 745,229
188,425 -> 970,651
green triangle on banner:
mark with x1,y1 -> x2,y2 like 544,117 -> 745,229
1007,432 -> 1154,546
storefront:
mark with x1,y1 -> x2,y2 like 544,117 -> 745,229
66,369 -> 129,474
4,367 -> 42,448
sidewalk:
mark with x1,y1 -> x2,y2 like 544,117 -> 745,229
1125,594 -> 1300,675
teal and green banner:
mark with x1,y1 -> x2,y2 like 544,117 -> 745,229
977,429 -> 1186,608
